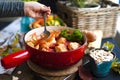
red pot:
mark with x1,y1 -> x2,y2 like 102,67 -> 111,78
1,26 -> 87,69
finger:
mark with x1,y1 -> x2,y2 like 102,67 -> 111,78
35,12 -> 43,18
41,6 -> 51,13
46,7 -> 51,15
28,10 -> 36,18
44,7 -> 51,17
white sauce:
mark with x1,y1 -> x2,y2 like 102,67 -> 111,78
89,49 -> 114,64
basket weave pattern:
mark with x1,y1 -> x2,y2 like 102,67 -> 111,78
56,1 -> 120,38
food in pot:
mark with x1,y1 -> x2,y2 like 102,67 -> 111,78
25,29 -> 84,52
89,49 -> 114,64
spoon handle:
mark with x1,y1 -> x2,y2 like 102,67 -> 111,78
43,13 -> 47,31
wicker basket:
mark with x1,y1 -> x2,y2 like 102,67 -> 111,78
56,1 -> 120,38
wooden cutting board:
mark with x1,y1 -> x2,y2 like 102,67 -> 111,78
27,60 -> 82,76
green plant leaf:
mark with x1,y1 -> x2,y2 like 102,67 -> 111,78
70,0 -> 87,8
111,58 -> 120,74
0,33 -> 22,57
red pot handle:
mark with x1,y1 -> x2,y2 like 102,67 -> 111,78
1,50 -> 30,69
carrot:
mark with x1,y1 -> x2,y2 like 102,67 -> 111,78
32,18 -> 44,26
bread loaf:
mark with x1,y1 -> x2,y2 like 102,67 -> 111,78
88,30 -> 103,48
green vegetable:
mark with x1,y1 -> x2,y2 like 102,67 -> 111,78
102,41 -> 114,51
60,29 -> 83,42
71,29 -> 83,42
54,18 -> 65,26
111,58 -> 120,74
60,29 -> 69,38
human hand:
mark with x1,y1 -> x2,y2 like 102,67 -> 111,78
24,1 -> 51,18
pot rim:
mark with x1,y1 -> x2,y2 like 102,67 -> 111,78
24,26 -> 87,54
